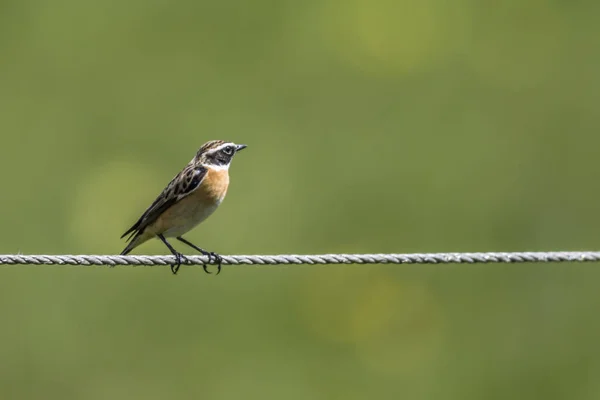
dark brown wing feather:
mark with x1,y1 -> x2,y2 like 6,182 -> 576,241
120,164 -> 207,242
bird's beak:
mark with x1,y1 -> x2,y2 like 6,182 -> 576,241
235,144 -> 247,152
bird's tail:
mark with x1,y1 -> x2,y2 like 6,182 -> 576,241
120,231 -> 150,255
120,241 -> 135,256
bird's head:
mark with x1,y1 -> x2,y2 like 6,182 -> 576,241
195,140 -> 247,169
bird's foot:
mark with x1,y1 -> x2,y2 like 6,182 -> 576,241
170,252 -> 189,275
200,250 -> 222,275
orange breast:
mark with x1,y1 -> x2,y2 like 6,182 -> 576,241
147,167 -> 230,236
202,168 -> 230,203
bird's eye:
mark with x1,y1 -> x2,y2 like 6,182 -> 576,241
223,146 -> 234,155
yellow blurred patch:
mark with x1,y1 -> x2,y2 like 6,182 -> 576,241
318,0 -> 470,75
299,269 -> 443,376
348,278 -> 401,342
354,282 -> 443,376
68,160 -> 163,254
298,268 -> 363,344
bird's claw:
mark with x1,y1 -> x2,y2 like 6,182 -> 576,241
170,252 -> 189,275
201,251 -> 222,275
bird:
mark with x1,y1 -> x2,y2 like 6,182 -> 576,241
120,140 -> 247,275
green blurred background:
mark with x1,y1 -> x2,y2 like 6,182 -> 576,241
1,0 -> 600,398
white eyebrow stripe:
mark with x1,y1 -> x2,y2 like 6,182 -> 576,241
206,143 -> 235,154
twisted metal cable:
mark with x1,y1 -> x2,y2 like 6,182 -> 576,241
0,251 -> 599,268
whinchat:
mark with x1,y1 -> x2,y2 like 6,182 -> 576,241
120,140 -> 247,274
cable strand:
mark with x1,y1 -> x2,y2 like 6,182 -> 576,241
1,251 -> 600,268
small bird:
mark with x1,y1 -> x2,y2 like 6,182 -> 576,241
120,140 -> 247,274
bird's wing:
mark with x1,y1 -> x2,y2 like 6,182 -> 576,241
121,164 -> 207,241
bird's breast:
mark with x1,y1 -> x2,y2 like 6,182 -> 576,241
154,168 -> 230,237
202,168 -> 230,204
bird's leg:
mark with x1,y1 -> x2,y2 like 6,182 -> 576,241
176,236 -> 223,275
158,234 -> 188,275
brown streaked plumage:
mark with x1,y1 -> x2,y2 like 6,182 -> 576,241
120,140 -> 247,274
